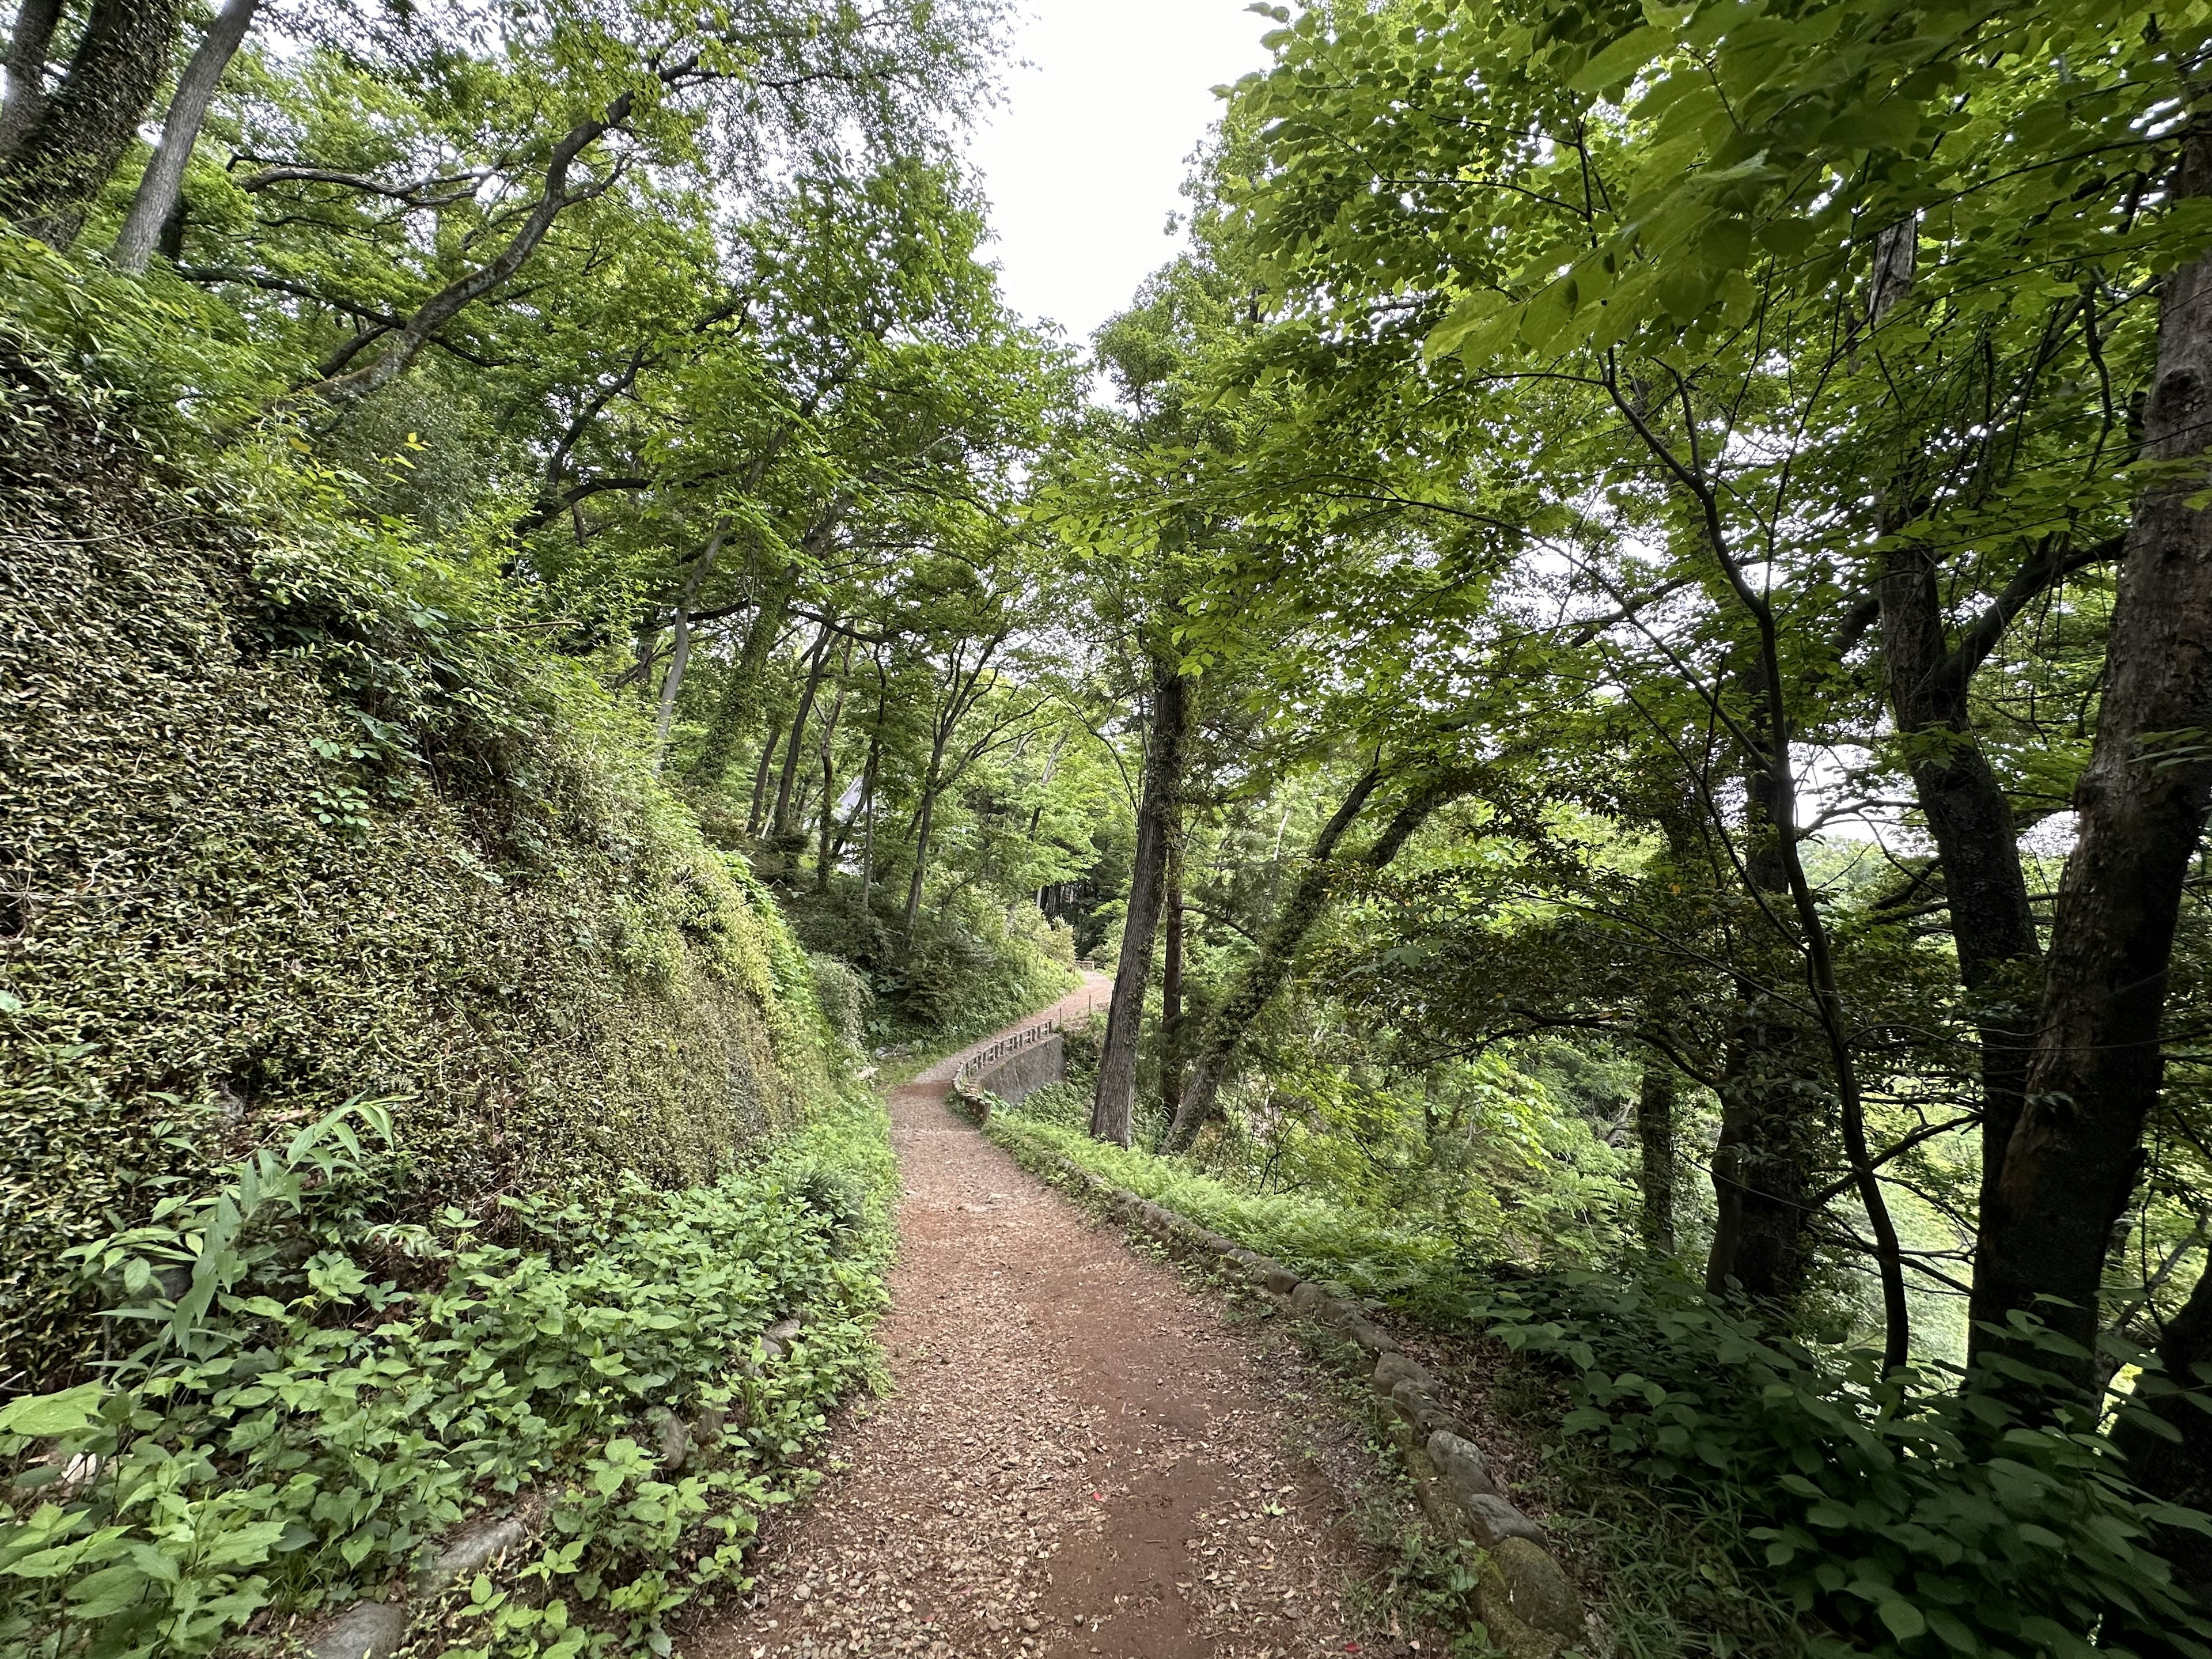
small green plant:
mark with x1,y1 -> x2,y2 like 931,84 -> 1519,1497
0,1090 -> 895,1659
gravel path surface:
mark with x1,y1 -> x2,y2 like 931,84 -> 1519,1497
689,976 -> 1423,1659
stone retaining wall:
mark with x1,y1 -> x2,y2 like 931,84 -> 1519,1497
985,1128 -> 1591,1659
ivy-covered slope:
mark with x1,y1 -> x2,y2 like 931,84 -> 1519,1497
0,344 -> 828,1391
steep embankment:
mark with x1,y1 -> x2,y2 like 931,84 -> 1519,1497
0,344 -> 821,1388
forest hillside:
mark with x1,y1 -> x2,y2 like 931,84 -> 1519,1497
9,2 -> 2212,1659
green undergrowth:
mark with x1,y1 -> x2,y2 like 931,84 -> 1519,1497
986,1103 -> 1461,1297
2,319 -> 825,1390
985,1111 -> 2212,1659
0,1080 -> 897,1659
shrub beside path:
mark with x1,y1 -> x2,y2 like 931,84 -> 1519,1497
692,975 -> 1426,1659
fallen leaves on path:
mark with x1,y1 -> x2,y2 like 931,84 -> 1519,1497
685,979 -> 1430,1659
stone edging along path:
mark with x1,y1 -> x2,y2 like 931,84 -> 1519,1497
960,1096 -> 1589,1659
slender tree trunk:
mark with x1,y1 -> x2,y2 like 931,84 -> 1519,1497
0,0 -> 183,246
815,653 -> 850,892
772,620 -> 834,840
1093,666 -> 1190,1146
0,0 -> 62,160
747,719 -> 782,836
694,562 -> 798,790
1157,836 -> 1185,1130
109,0 -> 259,272
1972,117 -> 2212,1397
651,524 -> 726,772
1637,1059 -> 1678,1253
1165,765 -> 1452,1151
902,740 -> 950,943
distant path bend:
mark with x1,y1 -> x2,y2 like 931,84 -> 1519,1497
692,973 -> 1418,1659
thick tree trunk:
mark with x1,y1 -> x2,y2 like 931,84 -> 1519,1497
109,0 -> 259,272
0,0 -> 183,246
1706,710 -> 1820,1308
1637,1059 -> 1677,1253
1972,119 -> 2212,1396
1866,215 -> 2046,1336
1885,537 -> 2043,1327
0,0 -> 63,160
1164,767 -> 1460,1152
1092,666 -> 1190,1147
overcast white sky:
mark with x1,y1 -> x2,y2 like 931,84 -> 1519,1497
964,0 -> 1278,349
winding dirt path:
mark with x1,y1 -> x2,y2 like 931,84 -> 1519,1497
691,976 -> 1421,1659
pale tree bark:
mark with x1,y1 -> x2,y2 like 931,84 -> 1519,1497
1092,664 -> 1190,1147
651,521 -> 728,772
815,646 -> 850,891
0,0 -> 182,246
1974,116 -> 2212,1396
772,620 -> 836,841
109,0 -> 259,272
0,0 -> 62,160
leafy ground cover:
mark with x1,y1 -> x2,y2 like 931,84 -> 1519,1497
986,1101 -> 2210,1659
0,1080 -> 898,1659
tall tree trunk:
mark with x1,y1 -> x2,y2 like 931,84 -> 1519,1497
747,718 -> 782,836
772,620 -> 834,842
0,0 -> 62,160
1165,766 -> 1459,1152
0,0 -> 183,247
815,652 -> 850,892
902,737 -> 952,944
1972,118 -> 2212,1397
650,523 -> 726,772
1637,1058 -> 1678,1253
1093,665 -> 1191,1147
1706,693 -> 1822,1310
1866,216 -> 2046,1336
108,0 -> 258,272
1157,835 -> 1185,1130
693,562 -> 798,790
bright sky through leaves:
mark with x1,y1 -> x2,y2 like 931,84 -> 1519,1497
965,0 -> 1274,346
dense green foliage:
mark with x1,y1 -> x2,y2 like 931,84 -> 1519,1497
12,0 -> 2212,1651
1,1086 -> 896,1658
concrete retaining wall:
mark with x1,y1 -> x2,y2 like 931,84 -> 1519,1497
976,1033 -> 1065,1104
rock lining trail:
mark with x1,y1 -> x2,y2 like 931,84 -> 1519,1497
691,975 -> 1426,1659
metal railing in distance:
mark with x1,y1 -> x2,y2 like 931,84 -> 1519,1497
954,1015 -> 1064,1093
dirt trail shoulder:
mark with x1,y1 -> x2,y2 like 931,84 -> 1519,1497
691,978 -> 1425,1659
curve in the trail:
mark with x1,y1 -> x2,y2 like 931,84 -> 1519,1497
691,975 -> 1424,1659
